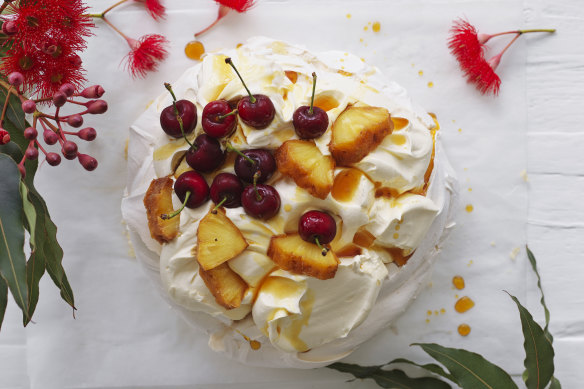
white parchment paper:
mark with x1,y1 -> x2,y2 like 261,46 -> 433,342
13,0 -> 530,387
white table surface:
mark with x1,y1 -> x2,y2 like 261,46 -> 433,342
1,0 -> 583,388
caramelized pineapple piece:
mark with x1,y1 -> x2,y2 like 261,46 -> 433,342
275,140 -> 335,199
199,263 -> 248,309
267,234 -> 339,280
143,177 -> 179,244
196,208 -> 248,270
330,106 -> 393,165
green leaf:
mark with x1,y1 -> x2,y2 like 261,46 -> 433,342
0,277 -> 7,331
413,343 -> 518,389
20,181 -> 46,325
526,246 -> 552,342
0,154 -> 29,319
389,358 -> 456,383
328,362 -> 451,388
549,376 -> 562,389
507,293 -> 554,389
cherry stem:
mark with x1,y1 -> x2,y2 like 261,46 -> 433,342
314,237 -> 328,256
224,57 -> 256,104
212,196 -> 227,214
161,191 -> 191,220
224,141 -> 255,164
309,72 -> 317,115
253,171 -> 262,201
165,83 -> 195,150
216,109 -> 238,121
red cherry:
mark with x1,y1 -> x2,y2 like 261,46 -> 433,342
293,73 -> 329,139
202,100 -> 238,138
237,94 -> 275,129
224,58 -> 275,129
160,99 -> 197,138
210,173 -> 244,209
185,134 -> 225,173
241,184 -> 280,220
164,171 -> 209,219
233,148 -> 276,183
298,210 -> 337,255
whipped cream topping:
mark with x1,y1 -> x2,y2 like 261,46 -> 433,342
122,37 -> 458,368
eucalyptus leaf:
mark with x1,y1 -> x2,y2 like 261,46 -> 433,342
549,376 -> 562,389
0,277 -> 7,331
389,358 -> 456,383
329,362 -> 451,388
0,154 -> 29,319
526,246 -> 552,342
20,181 -> 46,325
507,293 -> 554,389
413,343 -> 518,389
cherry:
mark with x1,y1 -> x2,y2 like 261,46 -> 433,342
185,134 -> 225,173
160,83 -> 197,138
225,58 -> 275,129
162,171 -> 209,219
210,173 -> 244,210
241,172 -> 280,220
227,144 -> 276,183
293,72 -> 329,139
202,100 -> 238,138
298,210 -> 337,256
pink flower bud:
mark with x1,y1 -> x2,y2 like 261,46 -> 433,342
78,127 -> 97,141
78,153 -> 98,171
43,129 -> 59,145
21,100 -> 36,114
2,21 -> 18,36
46,152 -> 61,166
8,72 -> 24,87
0,129 -> 10,145
81,85 -> 105,99
25,146 -> 39,160
87,99 -> 108,114
62,141 -> 78,160
53,91 -> 67,107
24,127 -> 38,140
59,83 -> 76,97
67,114 -> 84,128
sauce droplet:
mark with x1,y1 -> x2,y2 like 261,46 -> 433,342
465,204 -> 474,213
332,168 -> 363,202
455,296 -> 475,313
314,94 -> 340,111
346,13 -> 351,19
284,70 -> 298,84
427,81 -> 434,88
284,204 -> 292,212
418,70 -> 424,76
372,22 -> 381,32
391,117 -> 409,130
250,340 -> 261,350
458,323 -> 471,336
452,275 -> 465,290
184,40 -> 205,60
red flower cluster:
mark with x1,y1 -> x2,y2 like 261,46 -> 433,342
1,0 -> 93,98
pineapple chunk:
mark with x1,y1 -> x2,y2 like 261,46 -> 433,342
275,140 -> 335,199
330,106 -> 393,165
143,177 -> 179,244
267,234 -> 339,280
199,263 -> 248,309
197,208 -> 248,270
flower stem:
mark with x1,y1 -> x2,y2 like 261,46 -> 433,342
161,191 -> 191,220
0,85 -> 13,126
101,16 -> 130,42
102,0 -> 130,16
489,28 -> 556,38
194,6 -> 230,38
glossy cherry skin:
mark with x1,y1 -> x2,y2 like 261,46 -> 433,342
237,94 -> 275,129
234,149 -> 276,183
174,171 -> 209,208
160,100 -> 197,138
298,210 -> 337,244
293,106 -> 329,139
210,173 -> 244,208
202,100 -> 237,138
185,134 -> 225,173
241,184 -> 280,220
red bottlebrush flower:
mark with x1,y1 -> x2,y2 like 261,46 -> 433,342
135,0 -> 166,21
194,0 -> 255,37
215,0 -> 255,13
448,19 -> 485,70
125,34 -> 169,78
